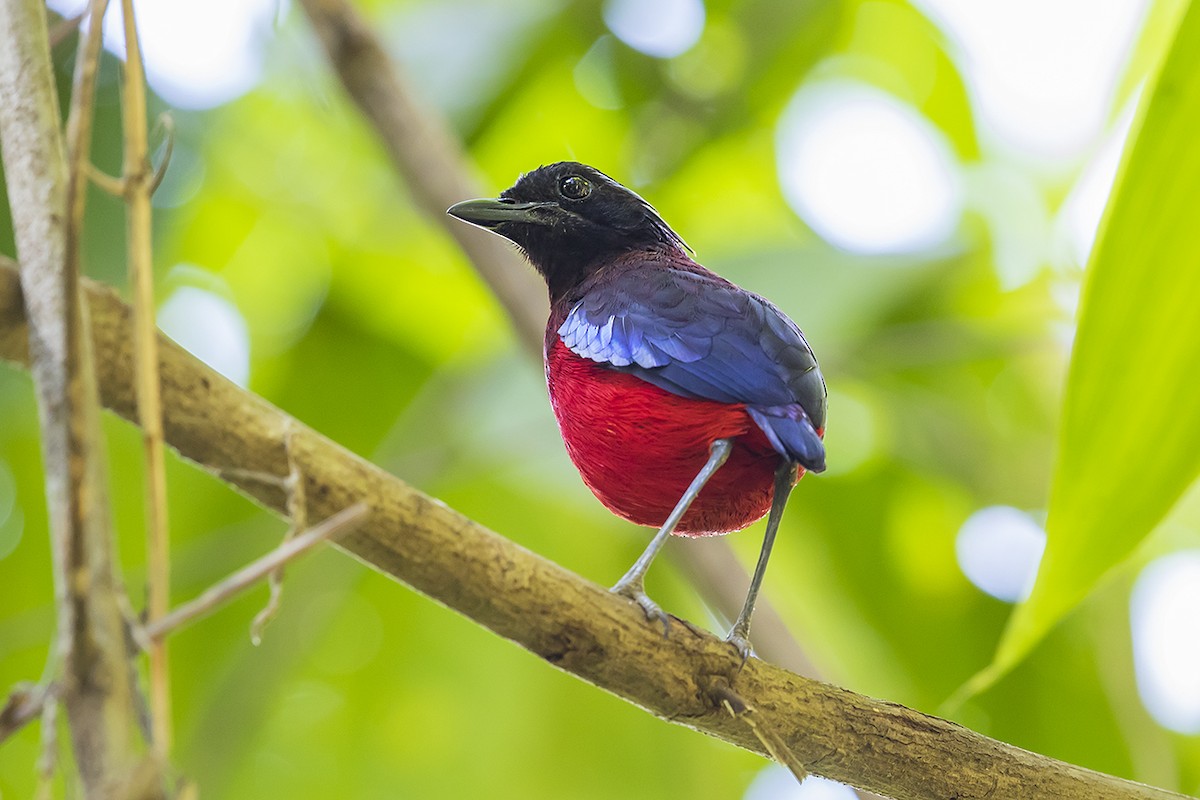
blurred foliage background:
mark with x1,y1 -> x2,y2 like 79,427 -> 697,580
2,0 -> 1200,797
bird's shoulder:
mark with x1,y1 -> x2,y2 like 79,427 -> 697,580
553,251 -> 827,469
559,256 -> 753,361
557,254 -> 823,406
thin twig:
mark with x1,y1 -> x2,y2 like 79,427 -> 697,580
142,503 -> 368,642
0,683 -> 51,745
85,161 -> 126,197
148,112 -> 174,195
65,0 -> 108,270
118,0 -> 173,756
715,685 -> 808,783
217,466 -> 291,489
36,690 -> 57,799
251,420 -> 306,644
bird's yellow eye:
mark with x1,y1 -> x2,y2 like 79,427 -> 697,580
559,175 -> 592,200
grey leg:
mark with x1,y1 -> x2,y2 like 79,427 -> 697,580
612,438 -> 734,633
726,459 -> 798,659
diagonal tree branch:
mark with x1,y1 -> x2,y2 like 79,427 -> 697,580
0,259 -> 1186,800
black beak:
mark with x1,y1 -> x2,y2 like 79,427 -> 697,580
446,198 -> 555,230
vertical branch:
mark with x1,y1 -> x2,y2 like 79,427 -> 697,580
250,422 -> 307,644
0,0 -> 71,645
61,0 -> 149,786
0,0 -> 154,791
119,0 -> 173,755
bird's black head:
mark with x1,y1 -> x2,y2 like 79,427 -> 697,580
447,162 -> 687,300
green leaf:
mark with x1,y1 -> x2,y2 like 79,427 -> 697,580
964,0 -> 1200,697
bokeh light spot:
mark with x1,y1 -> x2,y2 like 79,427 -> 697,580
48,0 -> 279,109
776,80 -> 963,254
745,766 -> 859,800
1131,551 -> 1200,733
389,0 -> 549,119
955,506 -> 1045,602
603,0 -> 705,59
158,282 -> 252,387
912,0 -> 1148,160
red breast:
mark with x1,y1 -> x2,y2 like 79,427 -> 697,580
546,339 -> 800,535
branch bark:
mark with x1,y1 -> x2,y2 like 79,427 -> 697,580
0,260 -> 1185,800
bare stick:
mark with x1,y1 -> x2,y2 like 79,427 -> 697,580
715,685 -> 808,783
143,504 -> 367,642
85,161 -> 126,196
148,113 -> 175,195
118,0 -> 173,756
0,683 -> 51,745
250,421 -> 307,644
35,694 -> 58,800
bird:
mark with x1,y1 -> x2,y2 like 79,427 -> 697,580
447,162 -> 826,657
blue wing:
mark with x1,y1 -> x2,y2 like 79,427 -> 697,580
559,265 -> 827,471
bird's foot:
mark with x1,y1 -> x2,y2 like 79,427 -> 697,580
725,624 -> 756,664
611,579 -> 671,637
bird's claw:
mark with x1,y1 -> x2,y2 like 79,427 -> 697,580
611,580 -> 671,637
725,626 -> 755,664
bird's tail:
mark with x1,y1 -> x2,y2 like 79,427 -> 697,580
746,404 -> 826,473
